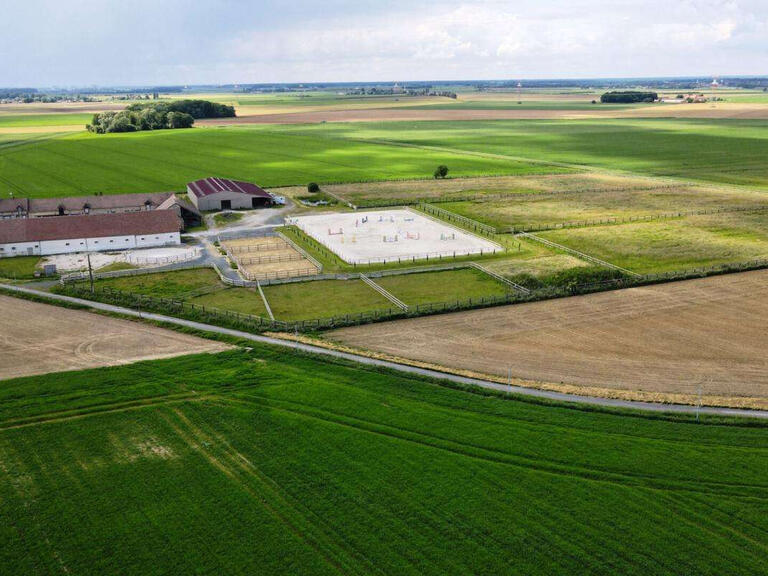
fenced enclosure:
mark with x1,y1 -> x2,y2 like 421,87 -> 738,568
222,235 -> 321,281
287,209 -> 502,265
56,257 -> 768,335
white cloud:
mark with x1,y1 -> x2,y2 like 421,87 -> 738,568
2,0 -> 767,85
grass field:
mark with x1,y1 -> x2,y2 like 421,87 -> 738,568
0,255 -> 40,279
374,268 -> 510,305
282,118 -> 768,187
85,266 -> 521,321
439,186 -> 768,231
0,113 -> 91,128
304,173 -> 679,207
262,279 -> 393,320
539,212 -> 768,274
1,346 -> 766,574
0,127 -> 553,198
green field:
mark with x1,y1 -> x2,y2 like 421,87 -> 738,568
439,186 -> 768,231
262,278 -> 392,320
282,118 -> 768,187
0,127 -> 552,198
375,268 -> 510,305
539,212 -> 768,274
1,347 -> 766,574
0,113 -> 91,127
0,256 -> 41,279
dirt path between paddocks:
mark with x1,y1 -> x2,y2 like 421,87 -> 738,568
0,295 -> 230,380
327,270 -> 768,409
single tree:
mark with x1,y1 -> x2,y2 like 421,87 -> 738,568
307,182 -> 321,193
434,165 -> 449,179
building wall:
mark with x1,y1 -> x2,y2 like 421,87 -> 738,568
0,232 -> 180,258
0,241 -> 40,258
189,189 -> 266,211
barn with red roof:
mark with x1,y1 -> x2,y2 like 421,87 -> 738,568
186,177 -> 274,211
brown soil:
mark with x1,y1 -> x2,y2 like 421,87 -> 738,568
0,295 -> 230,380
327,270 -> 768,408
197,103 -> 768,125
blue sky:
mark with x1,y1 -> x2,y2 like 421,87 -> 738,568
2,0 -> 767,87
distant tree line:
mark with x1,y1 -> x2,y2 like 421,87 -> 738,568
87,99 -> 235,134
600,91 -> 658,103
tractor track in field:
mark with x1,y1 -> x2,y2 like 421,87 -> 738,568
162,406 -> 379,576
222,394 -> 768,499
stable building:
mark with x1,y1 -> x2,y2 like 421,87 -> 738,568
0,191 -> 202,229
0,210 -> 182,258
186,177 -> 274,211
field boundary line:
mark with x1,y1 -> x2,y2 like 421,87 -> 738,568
518,232 -> 641,277
256,280 -> 275,320
469,262 -> 531,294
359,274 -> 408,311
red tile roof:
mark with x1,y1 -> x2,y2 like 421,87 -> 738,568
0,211 -> 182,244
187,177 -> 270,199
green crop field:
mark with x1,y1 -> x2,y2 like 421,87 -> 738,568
0,126 -> 552,198
0,113 -> 92,127
280,118 -> 768,187
374,268 -> 510,305
539,211 -> 768,274
1,347 -> 766,574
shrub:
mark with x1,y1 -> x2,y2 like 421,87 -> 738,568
307,182 -> 320,193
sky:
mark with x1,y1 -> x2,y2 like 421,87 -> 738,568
2,0 -> 767,87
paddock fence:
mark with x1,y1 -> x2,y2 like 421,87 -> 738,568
56,257 -> 768,335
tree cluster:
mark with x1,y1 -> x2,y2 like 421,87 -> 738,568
86,99 -> 235,134
600,91 -> 658,104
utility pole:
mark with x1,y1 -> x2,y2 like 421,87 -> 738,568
508,366 -> 512,395
87,252 -> 94,293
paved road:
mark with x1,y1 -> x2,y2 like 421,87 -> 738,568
3,283 -> 767,420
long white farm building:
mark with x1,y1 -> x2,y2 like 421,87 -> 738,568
0,210 -> 182,258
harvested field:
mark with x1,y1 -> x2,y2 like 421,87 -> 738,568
328,270 -> 768,408
197,103 -> 768,124
0,295 -> 229,380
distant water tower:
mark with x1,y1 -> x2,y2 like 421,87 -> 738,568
516,82 -> 522,104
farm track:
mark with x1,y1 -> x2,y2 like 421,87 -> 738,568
3,283 -> 767,418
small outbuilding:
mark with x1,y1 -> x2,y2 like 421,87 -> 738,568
186,177 -> 273,211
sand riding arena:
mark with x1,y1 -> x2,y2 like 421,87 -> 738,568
287,209 -> 501,264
